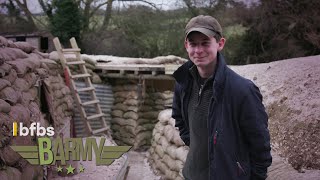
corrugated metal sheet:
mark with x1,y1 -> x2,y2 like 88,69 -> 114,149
73,82 -> 114,137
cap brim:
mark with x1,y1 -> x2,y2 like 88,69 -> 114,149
185,27 -> 216,38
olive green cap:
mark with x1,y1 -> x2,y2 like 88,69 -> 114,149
185,15 -> 222,39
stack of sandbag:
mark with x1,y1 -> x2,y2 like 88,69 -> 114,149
42,75 -> 74,132
0,36 -> 47,179
49,51 -> 102,83
110,80 -> 174,150
148,109 -> 188,180
0,36 -> 74,179
111,83 -> 151,149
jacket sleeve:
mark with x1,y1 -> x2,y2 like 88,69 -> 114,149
172,83 -> 190,146
239,83 -> 272,180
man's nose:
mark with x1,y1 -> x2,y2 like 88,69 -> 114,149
195,45 -> 203,53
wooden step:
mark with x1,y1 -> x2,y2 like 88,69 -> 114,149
92,127 -> 109,135
66,61 -> 85,65
62,48 -> 81,53
71,73 -> 91,79
87,113 -> 105,120
81,100 -> 99,106
76,86 -> 95,92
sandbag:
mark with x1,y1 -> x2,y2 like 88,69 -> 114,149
0,63 -> 12,75
136,131 -> 152,143
0,79 -> 11,91
166,145 -> 177,160
123,111 -> 138,120
111,110 -> 124,118
21,92 -> 33,106
0,99 -> 11,113
0,146 -> 21,166
154,105 -> 165,110
135,124 -> 154,133
0,87 -> 20,105
13,78 -> 29,92
165,167 -> 179,180
141,111 -> 159,119
160,136 -> 170,150
123,99 -> 139,106
164,125 -> 175,143
0,167 -> 22,180
176,146 -> 188,162
9,104 -> 31,124
112,103 -> 128,112
127,106 -> 139,112
140,105 -> 153,112
6,60 -> 29,76
21,164 -> 43,180
168,118 -> 175,127
13,41 -> 36,53
137,118 -> 150,124
0,47 -> 28,61
0,36 -> 8,47
155,144 -> 165,158
172,130 -> 185,146
3,69 -> 17,84
23,73 -> 37,87
91,73 -> 102,84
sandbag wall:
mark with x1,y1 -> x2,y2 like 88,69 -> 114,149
148,109 -> 188,180
0,36 -> 74,179
110,80 -> 173,150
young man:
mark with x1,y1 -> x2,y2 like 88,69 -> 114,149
172,15 -> 272,180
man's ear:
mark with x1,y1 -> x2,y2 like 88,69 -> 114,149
217,38 -> 226,51
184,40 -> 188,50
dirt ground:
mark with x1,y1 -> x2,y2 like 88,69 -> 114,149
125,151 -> 161,180
231,55 -> 320,170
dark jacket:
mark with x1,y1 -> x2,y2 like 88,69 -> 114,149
172,53 -> 272,180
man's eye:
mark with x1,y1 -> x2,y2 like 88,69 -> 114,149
189,43 -> 196,47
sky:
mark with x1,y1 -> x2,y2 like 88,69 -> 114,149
25,0 -> 185,14
23,0 -> 259,14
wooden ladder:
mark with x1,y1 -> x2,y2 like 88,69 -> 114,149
53,37 -> 110,136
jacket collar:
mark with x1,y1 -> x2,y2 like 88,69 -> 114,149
173,52 -> 227,98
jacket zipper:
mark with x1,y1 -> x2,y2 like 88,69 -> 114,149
236,161 -> 246,176
213,130 -> 218,145
199,84 -> 204,97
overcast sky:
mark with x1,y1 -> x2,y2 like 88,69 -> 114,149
24,0 -> 258,14
25,0 -> 185,14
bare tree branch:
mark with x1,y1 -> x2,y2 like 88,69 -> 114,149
13,0 -> 37,29
182,0 -> 199,16
117,0 -> 160,10
101,0 -> 114,30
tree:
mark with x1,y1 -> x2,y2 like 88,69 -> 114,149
50,0 -> 82,46
236,0 -> 320,64
0,0 -> 37,33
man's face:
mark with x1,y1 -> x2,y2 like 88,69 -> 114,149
185,32 -> 225,68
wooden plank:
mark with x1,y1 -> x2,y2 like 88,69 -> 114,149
98,73 -> 174,80
71,73 -> 91,79
66,61 -> 86,65
87,113 -> 105,120
96,64 -> 164,71
62,48 -> 81,52
81,100 -> 99,106
92,127 -> 109,135
76,86 -> 95,92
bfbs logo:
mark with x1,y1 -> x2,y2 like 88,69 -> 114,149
13,122 -> 54,137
